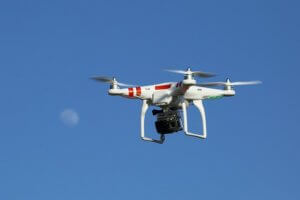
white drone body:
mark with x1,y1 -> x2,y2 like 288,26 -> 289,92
92,68 -> 261,144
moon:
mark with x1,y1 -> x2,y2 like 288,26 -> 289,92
60,109 -> 79,127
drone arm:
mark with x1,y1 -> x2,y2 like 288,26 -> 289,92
140,100 -> 165,144
182,100 -> 207,139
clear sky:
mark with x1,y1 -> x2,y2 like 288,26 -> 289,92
0,0 -> 299,199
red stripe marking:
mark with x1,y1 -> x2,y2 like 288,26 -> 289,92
155,84 -> 172,90
128,88 -> 134,97
136,87 -> 141,96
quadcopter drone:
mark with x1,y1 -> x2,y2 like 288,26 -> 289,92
91,68 -> 261,144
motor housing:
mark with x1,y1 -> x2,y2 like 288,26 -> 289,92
154,109 -> 182,134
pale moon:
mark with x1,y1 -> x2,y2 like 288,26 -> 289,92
60,109 -> 79,127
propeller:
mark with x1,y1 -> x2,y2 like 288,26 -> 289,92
90,76 -> 134,87
165,68 -> 216,78
197,78 -> 262,87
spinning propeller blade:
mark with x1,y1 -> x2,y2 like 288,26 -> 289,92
90,76 -> 113,83
228,81 -> 262,86
165,68 -> 216,78
198,79 -> 262,87
90,76 -> 134,87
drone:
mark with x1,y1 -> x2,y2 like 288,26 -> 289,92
91,68 -> 261,144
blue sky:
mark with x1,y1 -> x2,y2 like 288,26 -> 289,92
0,0 -> 299,199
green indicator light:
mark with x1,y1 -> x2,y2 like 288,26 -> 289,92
207,96 -> 223,100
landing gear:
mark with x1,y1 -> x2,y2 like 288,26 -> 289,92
140,100 -> 166,144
